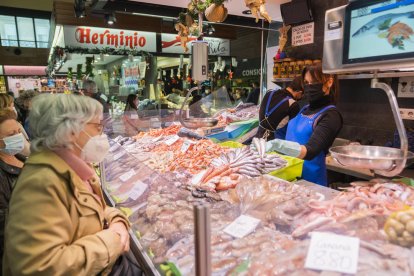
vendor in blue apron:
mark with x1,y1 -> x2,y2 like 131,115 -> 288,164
256,76 -> 304,140
265,64 -> 343,186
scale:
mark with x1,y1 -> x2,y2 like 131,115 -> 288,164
179,14 -> 218,129
324,0 -> 414,177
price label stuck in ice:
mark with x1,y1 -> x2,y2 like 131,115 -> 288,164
109,143 -> 121,152
119,169 -> 136,182
305,232 -> 360,274
113,151 -> 126,161
223,215 -> 261,239
129,181 -> 148,200
165,135 -> 180,146
181,140 -> 195,153
153,136 -> 163,142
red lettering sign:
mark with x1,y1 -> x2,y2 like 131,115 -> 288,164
74,27 -> 148,49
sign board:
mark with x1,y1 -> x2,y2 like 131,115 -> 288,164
292,22 -> 314,46
235,57 -> 263,78
305,232 -> 360,274
64,26 -> 157,52
161,34 -> 230,56
398,77 -> 414,98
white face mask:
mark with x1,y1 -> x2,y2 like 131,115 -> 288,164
1,133 -> 25,155
77,131 -> 110,163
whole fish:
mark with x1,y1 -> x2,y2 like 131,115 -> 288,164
352,11 -> 414,37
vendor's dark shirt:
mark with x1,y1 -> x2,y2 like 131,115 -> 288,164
256,89 -> 300,140
302,95 -> 343,160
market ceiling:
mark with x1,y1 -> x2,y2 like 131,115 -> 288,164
127,0 -> 289,22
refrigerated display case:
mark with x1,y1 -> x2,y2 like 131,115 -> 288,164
100,134 -> 414,276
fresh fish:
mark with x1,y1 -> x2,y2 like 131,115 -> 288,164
352,12 -> 414,37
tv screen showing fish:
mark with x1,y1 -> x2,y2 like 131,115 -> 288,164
344,0 -> 414,64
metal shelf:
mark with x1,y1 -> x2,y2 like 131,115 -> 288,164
272,71 -> 414,83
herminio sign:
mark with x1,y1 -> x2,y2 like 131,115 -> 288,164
64,26 -> 157,52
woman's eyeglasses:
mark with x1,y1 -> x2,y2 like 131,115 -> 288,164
87,122 -> 104,134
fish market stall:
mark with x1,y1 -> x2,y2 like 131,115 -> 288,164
96,0 -> 414,274
99,124 -> 414,275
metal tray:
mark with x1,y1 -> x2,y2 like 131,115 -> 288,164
330,145 -> 414,172
182,118 -> 218,129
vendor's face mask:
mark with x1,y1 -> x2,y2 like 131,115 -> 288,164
304,83 -> 325,103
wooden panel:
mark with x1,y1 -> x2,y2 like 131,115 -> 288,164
287,0 -> 348,60
0,47 -> 49,66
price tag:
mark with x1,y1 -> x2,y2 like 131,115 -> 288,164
305,232 -> 360,274
180,140 -> 195,153
109,143 -> 121,152
131,114 -> 139,119
119,169 -> 136,182
223,215 -> 261,239
164,135 -> 180,146
152,136 -> 163,142
129,181 -> 148,200
113,151 -> 126,161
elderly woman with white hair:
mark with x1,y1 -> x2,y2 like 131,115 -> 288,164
3,94 -> 133,275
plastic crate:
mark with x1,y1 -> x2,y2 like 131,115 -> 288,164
268,153 -> 304,182
219,141 -> 245,148
207,131 -> 230,141
227,119 -> 259,139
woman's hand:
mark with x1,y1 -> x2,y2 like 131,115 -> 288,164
109,222 -> 130,253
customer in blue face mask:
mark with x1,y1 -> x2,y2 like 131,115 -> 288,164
0,109 -> 26,271
265,63 -> 343,186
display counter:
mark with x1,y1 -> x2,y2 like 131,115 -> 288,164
99,126 -> 414,275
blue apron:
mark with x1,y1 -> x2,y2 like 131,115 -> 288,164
259,90 -> 290,140
286,104 -> 336,186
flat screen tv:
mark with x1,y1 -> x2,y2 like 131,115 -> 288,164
343,0 -> 414,64
280,0 -> 313,25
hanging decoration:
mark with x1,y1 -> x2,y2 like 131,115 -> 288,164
205,0 -> 228,23
244,0 -> 271,23
85,57 -> 94,78
175,11 -> 199,53
76,64 -> 83,80
275,24 -> 291,60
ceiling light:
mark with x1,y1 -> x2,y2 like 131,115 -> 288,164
242,10 -> 252,15
105,13 -> 116,25
74,0 -> 86,18
75,9 -> 86,18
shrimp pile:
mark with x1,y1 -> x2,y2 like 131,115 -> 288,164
134,124 -> 181,139
167,139 -> 226,174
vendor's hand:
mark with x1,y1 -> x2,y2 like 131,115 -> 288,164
265,139 -> 302,157
109,222 -> 130,253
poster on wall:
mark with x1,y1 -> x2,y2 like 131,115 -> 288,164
7,77 -> 41,96
292,22 -> 314,46
161,34 -> 230,56
122,62 -> 140,90
64,26 -> 157,52
398,77 -> 414,98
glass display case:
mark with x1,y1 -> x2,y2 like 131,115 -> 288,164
100,135 -> 414,275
